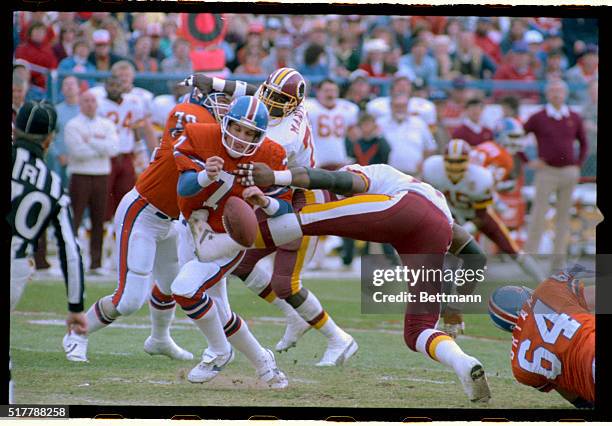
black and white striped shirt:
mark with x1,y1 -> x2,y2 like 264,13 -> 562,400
10,139 -> 85,312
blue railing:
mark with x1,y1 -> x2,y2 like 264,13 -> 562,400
48,70 -> 589,104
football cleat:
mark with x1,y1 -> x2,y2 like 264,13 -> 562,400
257,349 -> 289,389
144,336 -> 194,361
316,334 -> 358,367
62,332 -> 88,362
456,357 -> 491,403
187,348 -> 234,383
275,313 -> 311,353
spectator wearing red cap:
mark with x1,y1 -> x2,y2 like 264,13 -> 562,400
451,97 -> 494,146
566,44 -> 598,104
493,41 -> 538,103
89,29 -> 127,71
474,17 -> 503,65
15,22 -> 58,90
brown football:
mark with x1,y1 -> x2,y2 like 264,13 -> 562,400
222,196 -> 258,247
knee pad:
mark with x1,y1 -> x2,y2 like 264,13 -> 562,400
171,259 -> 220,298
127,232 -> 156,276
242,258 -> 273,294
403,313 -> 439,351
115,270 -> 151,316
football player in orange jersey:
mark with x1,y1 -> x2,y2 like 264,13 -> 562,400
169,96 -> 289,388
182,70 -> 355,366
81,88 -> 227,362
472,117 -> 529,229
489,265 -> 595,408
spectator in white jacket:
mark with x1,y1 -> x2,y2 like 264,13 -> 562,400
65,90 -> 119,274
375,94 -> 437,176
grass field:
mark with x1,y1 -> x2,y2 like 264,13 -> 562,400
11,275 -> 573,409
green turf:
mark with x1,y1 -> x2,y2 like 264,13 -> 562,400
10,277 -> 572,409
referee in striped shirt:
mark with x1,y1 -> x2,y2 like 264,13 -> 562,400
10,101 -> 88,402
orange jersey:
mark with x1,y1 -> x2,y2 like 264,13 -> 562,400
471,141 -> 514,183
175,123 -> 289,232
511,275 -> 595,402
135,103 -> 217,218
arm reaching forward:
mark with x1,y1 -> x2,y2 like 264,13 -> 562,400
233,163 -> 367,196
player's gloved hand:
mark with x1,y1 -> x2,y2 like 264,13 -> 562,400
233,162 -> 275,187
242,186 -> 270,208
206,156 -> 224,180
188,210 -> 215,262
440,305 -> 465,339
66,312 -> 88,335
179,74 -> 214,94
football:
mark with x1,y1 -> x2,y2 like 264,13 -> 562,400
222,196 -> 258,247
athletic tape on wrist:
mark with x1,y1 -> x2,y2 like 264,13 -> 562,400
234,81 -> 248,98
212,77 -> 225,92
262,197 -> 280,216
197,170 -> 215,188
274,170 -> 293,186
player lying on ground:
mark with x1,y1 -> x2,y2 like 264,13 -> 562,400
171,96 -> 289,387
202,161 -> 492,403
11,101 -> 87,402
182,69 -> 355,364
489,265 -> 595,408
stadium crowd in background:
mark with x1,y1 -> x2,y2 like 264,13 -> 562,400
12,11 -> 598,275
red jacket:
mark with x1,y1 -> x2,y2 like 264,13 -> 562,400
15,40 -> 58,89
475,35 -> 502,65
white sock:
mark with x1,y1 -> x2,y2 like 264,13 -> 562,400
187,296 -> 231,356
149,305 -> 175,340
85,296 -> 118,334
225,313 -> 267,371
149,285 -> 176,340
415,328 -> 470,372
294,291 -> 340,339
271,297 -> 298,318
